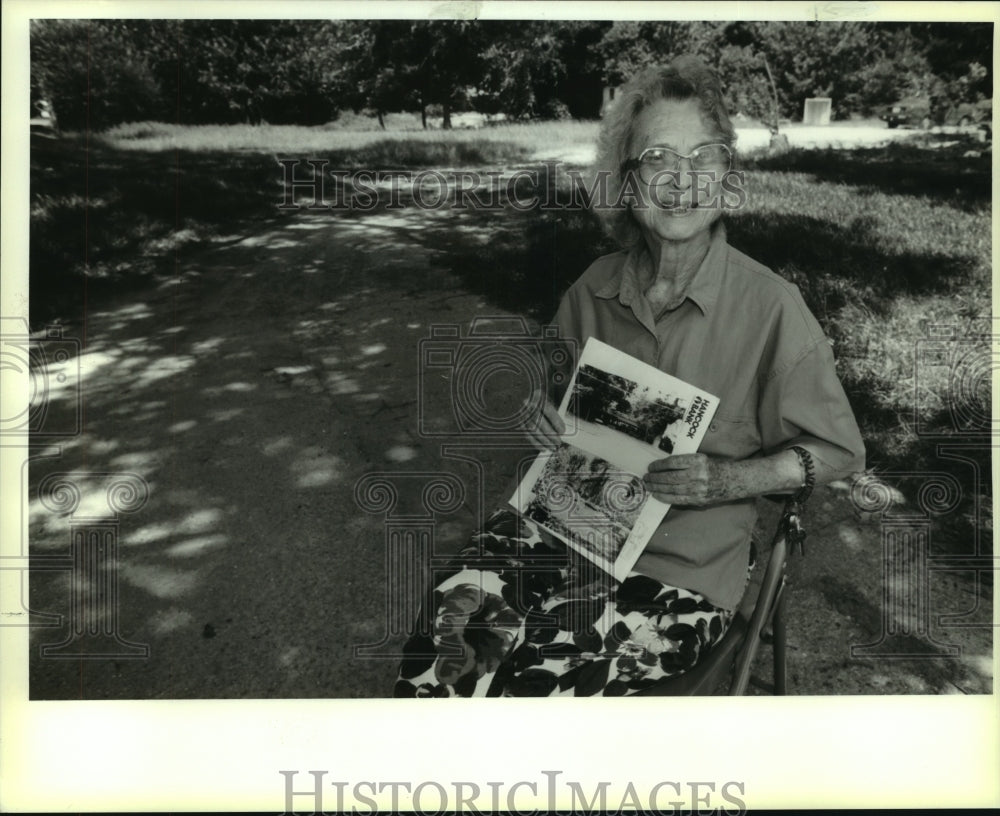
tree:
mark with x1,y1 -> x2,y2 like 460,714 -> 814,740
552,21 -> 612,119
715,21 -> 991,123
408,21 -> 486,129
173,20 -> 340,125
718,41 -> 781,132
594,21 -> 659,89
476,22 -> 583,120
325,21 -> 417,128
718,22 -> 897,123
331,20 -> 486,129
594,20 -> 722,90
31,19 -> 350,129
31,19 -> 995,131
911,22 -> 992,101
31,19 -> 165,131
847,25 -> 937,115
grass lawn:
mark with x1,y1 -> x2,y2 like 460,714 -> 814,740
29,120 -> 992,556
732,144 -> 991,553
100,117 -> 600,155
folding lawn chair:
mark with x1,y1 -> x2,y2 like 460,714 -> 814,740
634,495 -> 804,696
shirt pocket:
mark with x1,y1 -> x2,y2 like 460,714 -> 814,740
699,414 -> 762,460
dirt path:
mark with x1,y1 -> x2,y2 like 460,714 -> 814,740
27,203 -> 993,698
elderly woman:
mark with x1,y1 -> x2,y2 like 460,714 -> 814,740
394,55 -> 864,698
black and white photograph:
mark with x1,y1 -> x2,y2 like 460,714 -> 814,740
572,363 -> 687,449
524,443 -> 646,563
557,337 -> 719,473
510,335 -> 718,577
2,1 -> 997,812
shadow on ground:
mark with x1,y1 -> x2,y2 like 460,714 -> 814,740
26,137 -> 993,697
28,214 -> 480,698
743,135 -> 991,212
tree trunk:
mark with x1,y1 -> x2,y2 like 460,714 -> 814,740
768,132 -> 790,154
761,52 -> 780,135
442,98 -> 452,130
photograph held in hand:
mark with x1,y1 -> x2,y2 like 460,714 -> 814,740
511,337 -> 719,580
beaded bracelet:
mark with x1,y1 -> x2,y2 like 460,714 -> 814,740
789,445 -> 816,505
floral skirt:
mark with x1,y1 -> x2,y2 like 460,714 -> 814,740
393,508 -> 738,697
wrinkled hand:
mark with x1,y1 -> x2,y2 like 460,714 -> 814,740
523,392 -> 565,451
643,453 -> 734,507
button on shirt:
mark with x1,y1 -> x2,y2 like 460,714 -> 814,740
549,221 -> 865,611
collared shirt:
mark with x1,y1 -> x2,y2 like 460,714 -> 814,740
549,221 -> 865,611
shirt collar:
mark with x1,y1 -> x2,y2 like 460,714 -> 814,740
594,221 -> 728,316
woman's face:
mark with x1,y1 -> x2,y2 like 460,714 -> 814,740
627,97 -> 728,244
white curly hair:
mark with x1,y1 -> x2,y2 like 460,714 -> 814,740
593,55 -> 737,248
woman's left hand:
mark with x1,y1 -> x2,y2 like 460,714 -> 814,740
644,448 -> 808,506
643,453 -> 735,507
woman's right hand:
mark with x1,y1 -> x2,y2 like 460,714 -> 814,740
523,392 -> 565,450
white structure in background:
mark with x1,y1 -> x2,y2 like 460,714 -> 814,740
30,98 -> 58,135
803,97 -> 832,126
601,86 -> 618,116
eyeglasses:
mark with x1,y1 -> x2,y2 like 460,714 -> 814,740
623,143 -> 733,185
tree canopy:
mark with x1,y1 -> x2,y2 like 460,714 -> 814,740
30,19 -> 993,131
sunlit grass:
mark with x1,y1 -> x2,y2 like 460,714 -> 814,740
726,144 -> 990,472
98,118 -> 601,156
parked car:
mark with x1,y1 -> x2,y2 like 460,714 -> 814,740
880,97 -> 932,129
880,96 -> 992,136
